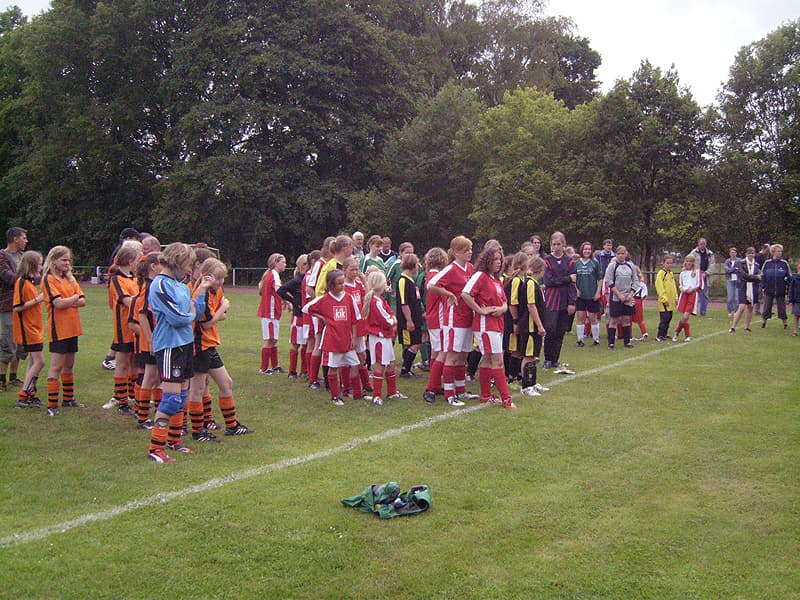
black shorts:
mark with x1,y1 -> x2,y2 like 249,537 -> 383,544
21,343 -> 43,353
111,341 -> 135,353
575,298 -> 601,313
193,347 -> 224,374
399,328 -> 423,347
134,352 -> 157,369
50,337 -> 79,354
154,344 -> 194,383
517,328 -> 543,358
609,300 -> 635,317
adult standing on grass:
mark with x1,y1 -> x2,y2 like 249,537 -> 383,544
687,237 -> 715,316
542,231 -> 576,372
724,247 -> 740,317
0,226 -> 28,392
730,247 -> 761,333
760,243 -> 791,330
754,243 -> 771,315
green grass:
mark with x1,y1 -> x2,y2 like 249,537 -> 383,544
1,286 -> 798,599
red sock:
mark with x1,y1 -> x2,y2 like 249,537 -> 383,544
685,323 -> 691,337
339,366 -> 351,396
300,349 -> 308,374
359,365 -> 370,388
270,346 -> 279,369
372,372 -> 384,398
386,370 -> 397,396
479,367 -> 492,400
443,364 -> 456,400
493,368 -> 511,400
427,359 -> 444,393
327,368 -> 341,398
676,321 -> 684,334
455,364 -> 467,394
350,367 -> 363,398
261,348 -> 269,371
309,354 -> 321,384
289,348 -> 298,374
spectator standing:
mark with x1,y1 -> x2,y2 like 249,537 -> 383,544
753,243 -> 771,315
730,247 -> 761,333
687,238 -> 715,316
760,244 -> 791,330
351,232 -> 365,262
0,227 -> 29,391
724,247 -> 740,317
542,232 -> 576,372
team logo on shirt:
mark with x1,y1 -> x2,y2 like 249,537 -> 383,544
334,306 -> 347,321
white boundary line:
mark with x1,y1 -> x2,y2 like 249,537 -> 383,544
1,329 -> 728,549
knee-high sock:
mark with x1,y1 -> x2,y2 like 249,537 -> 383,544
47,378 -> 59,409
479,367 -> 492,400
202,393 -> 213,423
443,364 -> 456,399
261,347 -> 269,371
493,368 -> 511,400
371,371 -> 383,398
327,368 -> 341,398
385,370 -> 398,396
219,395 -> 237,429
167,413 -> 183,445
289,348 -> 299,374
149,426 -> 168,453
188,400 -> 204,433
60,373 -> 74,403
455,364 -> 467,394
427,359 -> 444,393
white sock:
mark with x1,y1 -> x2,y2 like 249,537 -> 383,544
576,325 -> 584,342
591,323 -> 600,342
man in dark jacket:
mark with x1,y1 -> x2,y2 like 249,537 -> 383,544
0,227 -> 29,392
760,243 -> 791,329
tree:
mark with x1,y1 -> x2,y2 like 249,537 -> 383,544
716,20 -> 800,246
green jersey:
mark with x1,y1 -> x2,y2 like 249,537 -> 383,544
575,257 -> 602,300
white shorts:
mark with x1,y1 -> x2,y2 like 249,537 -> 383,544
428,327 -> 443,353
323,350 -> 360,368
368,335 -> 396,366
290,316 -> 307,346
353,336 -> 366,354
444,325 -> 474,353
261,318 -> 280,341
312,315 -> 324,336
474,330 -> 503,355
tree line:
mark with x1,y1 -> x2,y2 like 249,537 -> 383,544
0,1 -> 796,269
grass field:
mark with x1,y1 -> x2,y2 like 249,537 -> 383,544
1,286 -> 798,599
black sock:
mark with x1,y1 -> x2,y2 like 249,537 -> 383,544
522,362 -> 537,388
0,374 -> 6,384
623,326 -> 632,344
402,348 -> 417,374
608,328 -> 616,346
9,372 -> 16,381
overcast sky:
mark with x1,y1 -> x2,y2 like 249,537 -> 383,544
4,0 -> 798,106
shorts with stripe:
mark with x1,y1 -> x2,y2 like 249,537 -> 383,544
444,325 -> 473,353
155,344 -> 194,383
517,329 -> 542,358
474,330 -> 503,355
428,327 -> 443,353
399,328 -> 422,347
323,350 -> 360,368
290,315 -> 307,346
261,317 -> 280,341
368,335 -> 396,366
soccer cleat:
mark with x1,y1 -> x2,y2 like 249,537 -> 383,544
62,400 -> 87,408
684,337 -> 692,342
624,342 -> 634,349
607,343 -> 615,349
388,392 -> 408,400
481,395 -> 503,403
331,397 -> 344,406
204,420 -> 220,431
14,398 -> 32,408
502,398 -> 517,410
117,404 -> 135,416
577,340 -> 585,347
46,407 -> 60,417
655,336 -> 664,341
672,333 -> 679,342
29,396 -> 43,407
136,419 -> 154,430
456,391 -> 479,401
415,361 -> 430,371
744,328 -> 752,332
371,396 -> 384,406
521,387 -> 541,397
192,429 -> 221,443
641,333 -> 648,341
9,378 -> 23,388
271,366 -> 286,374
554,363 -> 575,375
532,383 -> 550,393
258,368 -> 273,375
592,339 -> 600,346
308,381 -> 321,390
166,442 -> 194,454
729,328 -> 735,333
102,397 -> 120,409
287,373 -> 298,380
422,390 -> 436,404
298,371 -> 308,379
225,422 -> 254,436
399,371 -> 420,378
542,361 -> 553,369
147,448 -> 176,463
447,396 -> 465,407
101,359 -> 116,370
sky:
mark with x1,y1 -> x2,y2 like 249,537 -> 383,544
3,0 -> 798,106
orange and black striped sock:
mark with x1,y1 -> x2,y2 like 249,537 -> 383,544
137,388 -> 153,422
128,373 -> 139,403
202,393 -> 213,424
167,413 -> 183,446
187,400 -> 204,433
219,396 -> 237,429
47,378 -> 59,409
60,373 -> 74,404
153,387 -> 163,409
149,427 -> 168,453
113,375 -> 127,406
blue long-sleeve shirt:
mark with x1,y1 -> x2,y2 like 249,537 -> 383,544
148,274 -> 206,352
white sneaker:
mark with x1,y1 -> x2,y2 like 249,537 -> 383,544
102,397 -> 120,409
388,392 -> 408,400
101,359 -> 116,371
456,391 -> 479,401
641,333 -> 648,341
532,383 -> 550,393
372,396 -> 383,406
684,337 -> 692,342
521,386 -> 541,397
672,334 -> 679,342
447,396 -> 465,407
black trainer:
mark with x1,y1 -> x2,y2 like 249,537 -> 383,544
192,428 -> 221,443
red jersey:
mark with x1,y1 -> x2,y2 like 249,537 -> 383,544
257,269 -> 282,319
463,271 -> 507,333
304,291 -> 361,353
424,269 -> 444,330
365,295 -> 395,338
344,279 -> 366,308
428,261 -> 474,328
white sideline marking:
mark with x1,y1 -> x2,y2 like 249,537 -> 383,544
0,329 -> 727,549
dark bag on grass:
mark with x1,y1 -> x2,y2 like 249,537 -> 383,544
341,482 -> 431,519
